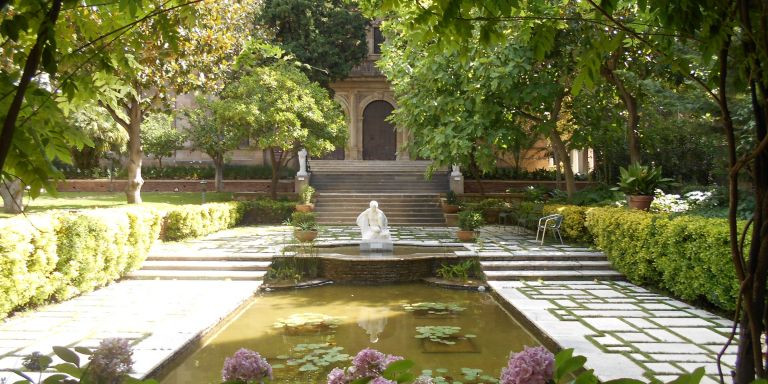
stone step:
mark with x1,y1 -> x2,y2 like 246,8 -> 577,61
480,260 -> 614,271
316,195 -> 441,201
309,160 -> 440,172
314,207 -> 442,213
317,218 -> 446,225
140,260 -> 271,271
483,270 -> 624,281
126,270 -> 266,281
146,254 -> 274,262
477,251 -> 606,262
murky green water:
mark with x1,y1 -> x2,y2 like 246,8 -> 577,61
159,284 -> 540,384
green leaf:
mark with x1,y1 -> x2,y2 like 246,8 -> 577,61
665,367 -> 705,384
54,362 -> 82,378
555,349 -> 586,381
382,359 -> 415,380
43,374 -> 72,384
604,379 -> 646,384
53,346 -> 80,366
74,346 -> 93,355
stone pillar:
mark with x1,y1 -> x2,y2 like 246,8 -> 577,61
449,164 -> 464,194
295,173 -> 310,195
348,92 -> 360,160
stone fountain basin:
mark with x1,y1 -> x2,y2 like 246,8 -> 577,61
277,244 -> 475,283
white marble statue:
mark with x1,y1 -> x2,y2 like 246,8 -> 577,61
451,164 -> 462,177
297,148 -> 308,177
356,200 -> 391,240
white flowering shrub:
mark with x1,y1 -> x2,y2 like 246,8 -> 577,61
650,189 -> 715,213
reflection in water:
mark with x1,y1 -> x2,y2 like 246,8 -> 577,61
357,307 -> 388,343
159,284 -> 541,384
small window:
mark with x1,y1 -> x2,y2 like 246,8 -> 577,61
373,27 -> 384,54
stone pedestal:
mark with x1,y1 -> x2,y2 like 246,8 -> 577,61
449,174 -> 464,194
444,213 -> 458,226
360,240 -> 393,253
295,173 -> 310,194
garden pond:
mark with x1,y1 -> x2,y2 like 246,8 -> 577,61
159,284 -> 541,384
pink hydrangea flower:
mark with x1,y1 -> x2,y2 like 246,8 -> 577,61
222,348 -> 273,384
89,338 -> 134,384
500,346 -> 554,384
327,348 -> 406,384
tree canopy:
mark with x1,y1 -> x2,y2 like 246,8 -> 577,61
364,0 -> 768,381
257,0 -> 368,87
215,60 -> 348,198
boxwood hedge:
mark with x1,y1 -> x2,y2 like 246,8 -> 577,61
0,199 -> 289,319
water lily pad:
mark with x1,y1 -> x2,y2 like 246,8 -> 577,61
299,363 -> 318,372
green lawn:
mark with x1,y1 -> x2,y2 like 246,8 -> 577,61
0,192 -> 234,218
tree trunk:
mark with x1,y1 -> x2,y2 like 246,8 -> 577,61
0,178 -> 24,214
214,155 -> 224,192
550,130 -> 575,201
269,148 -> 280,199
124,98 -> 144,204
549,92 -> 575,201
602,49 -> 642,165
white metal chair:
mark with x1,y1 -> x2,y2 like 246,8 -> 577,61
535,214 -> 564,245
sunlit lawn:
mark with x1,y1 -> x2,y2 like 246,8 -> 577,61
0,192 -> 234,219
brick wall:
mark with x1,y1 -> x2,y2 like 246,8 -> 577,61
463,180 -> 599,193
56,179 -> 295,193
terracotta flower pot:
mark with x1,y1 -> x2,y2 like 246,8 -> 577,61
456,230 -> 476,242
442,204 -> 460,214
295,203 -> 314,212
627,195 -> 654,211
294,230 -> 318,242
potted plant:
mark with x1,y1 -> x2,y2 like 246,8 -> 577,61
290,211 -> 318,242
474,198 -> 507,224
612,163 -> 673,211
457,210 -> 484,242
442,191 -> 460,214
295,185 -> 315,212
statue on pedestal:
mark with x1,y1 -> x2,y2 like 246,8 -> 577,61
297,148 -> 309,177
356,200 -> 391,241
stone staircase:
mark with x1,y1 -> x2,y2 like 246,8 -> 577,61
127,246 -> 271,281
477,244 -> 624,281
310,160 -> 449,226
314,193 -> 446,226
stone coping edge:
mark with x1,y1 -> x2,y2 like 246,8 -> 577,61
421,277 -> 488,291
143,289 -> 259,380
259,279 -> 334,291
489,287 -> 562,354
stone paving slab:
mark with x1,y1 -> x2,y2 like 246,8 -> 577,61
0,280 -> 260,381
490,280 -> 737,383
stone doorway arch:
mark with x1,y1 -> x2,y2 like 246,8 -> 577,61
362,100 -> 396,160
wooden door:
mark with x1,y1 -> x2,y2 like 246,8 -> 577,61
362,101 -> 396,160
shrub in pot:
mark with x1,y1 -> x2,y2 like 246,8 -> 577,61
442,191 -> 460,213
612,163 -> 673,211
473,198 -> 507,224
290,211 -> 318,242
457,210 -> 484,242
295,185 -> 315,212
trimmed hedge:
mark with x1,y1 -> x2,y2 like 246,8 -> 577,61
0,208 -> 163,318
240,199 -> 295,225
0,200 -> 267,319
162,202 -> 245,241
542,205 -> 594,244
579,206 -> 743,311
